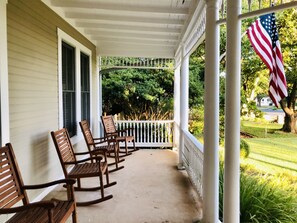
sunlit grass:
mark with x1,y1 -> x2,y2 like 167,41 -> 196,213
241,121 -> 297,188
241,120 -> 295,138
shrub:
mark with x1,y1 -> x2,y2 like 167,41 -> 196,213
240,139 -> 250,158
219,162 -> 297,222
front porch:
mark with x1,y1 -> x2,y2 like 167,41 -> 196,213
47,149 -> 202,223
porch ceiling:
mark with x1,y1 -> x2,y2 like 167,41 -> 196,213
42,0 -> 202,58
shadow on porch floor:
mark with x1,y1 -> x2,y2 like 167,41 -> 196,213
47,149 -> 203,223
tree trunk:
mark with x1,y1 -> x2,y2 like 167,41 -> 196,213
280,81 -> 297,133
282,113 -> 297,133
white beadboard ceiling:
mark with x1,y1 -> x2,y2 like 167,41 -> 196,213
43,0 -> 202,58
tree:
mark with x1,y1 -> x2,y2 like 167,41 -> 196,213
240,9 -> 297,131
102,68 -> 174,120
277,8 -> 297,132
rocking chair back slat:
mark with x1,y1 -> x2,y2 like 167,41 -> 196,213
0,146 -> 27,209
101,116 -> 117,135
0,143 -> 77,223
52,128 -> 76,164
51,127 -> 116,206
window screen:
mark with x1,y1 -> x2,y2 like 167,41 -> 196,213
62,42 -> 76,137
81,52 -> 90,123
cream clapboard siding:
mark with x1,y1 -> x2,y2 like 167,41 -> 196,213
7,0 -> 97,200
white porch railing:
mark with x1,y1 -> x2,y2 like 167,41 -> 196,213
115,120 -> 174,148
182,130 -> 204,196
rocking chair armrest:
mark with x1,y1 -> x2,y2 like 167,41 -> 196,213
115,129 -> 126,134
90,145 -> 108,152
65,156 -> 102,165
0,201 -> 56,214
22,179 -> 76,190
92,141 -> 110,149
93,136 -> 111,142
73,151 -> 92,156
105,132 -> 118,137
90,148 -> 108,157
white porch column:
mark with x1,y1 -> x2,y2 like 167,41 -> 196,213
224,0 -> 241,222
0,0 -> 9,145
98,56 -> 103,137
178,46 -> 189,169
92,55 -> 100,137
203,0 -> 220,222
173,63 -> 181,150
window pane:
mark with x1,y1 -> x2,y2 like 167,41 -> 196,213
62,42 -> 76,137
81,52 -> 90,123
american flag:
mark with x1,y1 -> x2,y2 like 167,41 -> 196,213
246,13 -> 287,107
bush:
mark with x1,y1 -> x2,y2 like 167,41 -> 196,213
219,162 -> 297,222
189,107 -> 204,137
240,139 -> 250,158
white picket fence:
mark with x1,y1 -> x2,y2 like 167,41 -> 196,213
115,120 -> 174,148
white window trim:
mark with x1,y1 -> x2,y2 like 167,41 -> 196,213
0,0 -> 9,145
57,28 -> 92,143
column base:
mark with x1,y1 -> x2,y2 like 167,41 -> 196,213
177,163 -> 185,170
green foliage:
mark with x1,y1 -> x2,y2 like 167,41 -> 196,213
189,107 -> 204,137
219,162 -> 297,223
102,68 -> 174,120
189,43 -> 205,107
240,139 -> 250,158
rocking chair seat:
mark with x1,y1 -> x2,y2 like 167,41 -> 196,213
6,200 -> 74,223
68,162 -> 108,178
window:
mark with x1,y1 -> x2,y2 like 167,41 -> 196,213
58,29 -> 92,139
62,42 -> 76,137
81,52 -> 90,123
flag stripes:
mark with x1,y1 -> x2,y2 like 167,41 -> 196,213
247,13 -> 287,107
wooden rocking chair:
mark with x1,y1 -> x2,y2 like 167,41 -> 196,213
101,115 -> 138,156
0,143 -> 77,223
51,128 -> 116,206
79,120 -> 124,173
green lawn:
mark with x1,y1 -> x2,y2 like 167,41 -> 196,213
241,121 -> 297,177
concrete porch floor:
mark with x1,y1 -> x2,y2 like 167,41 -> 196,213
48,149 -> 203,223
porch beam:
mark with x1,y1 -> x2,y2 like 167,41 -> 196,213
96,38 -> 177,46
224,0 -> 241,223
77,23 -> 182,35
88,31 -> 179,41
65,12 -> 185,26
178,45 -> 189,169
0,0 -> 9,145
203,0 -> 220,222
50,0 -> 189,15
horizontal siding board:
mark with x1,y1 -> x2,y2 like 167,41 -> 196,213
6,0 -> 96,201
9,67 -> 57,81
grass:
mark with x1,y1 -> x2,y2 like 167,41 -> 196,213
241,121 -> 297,177
217,120 -> 297,222
241,120 -> 295,138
